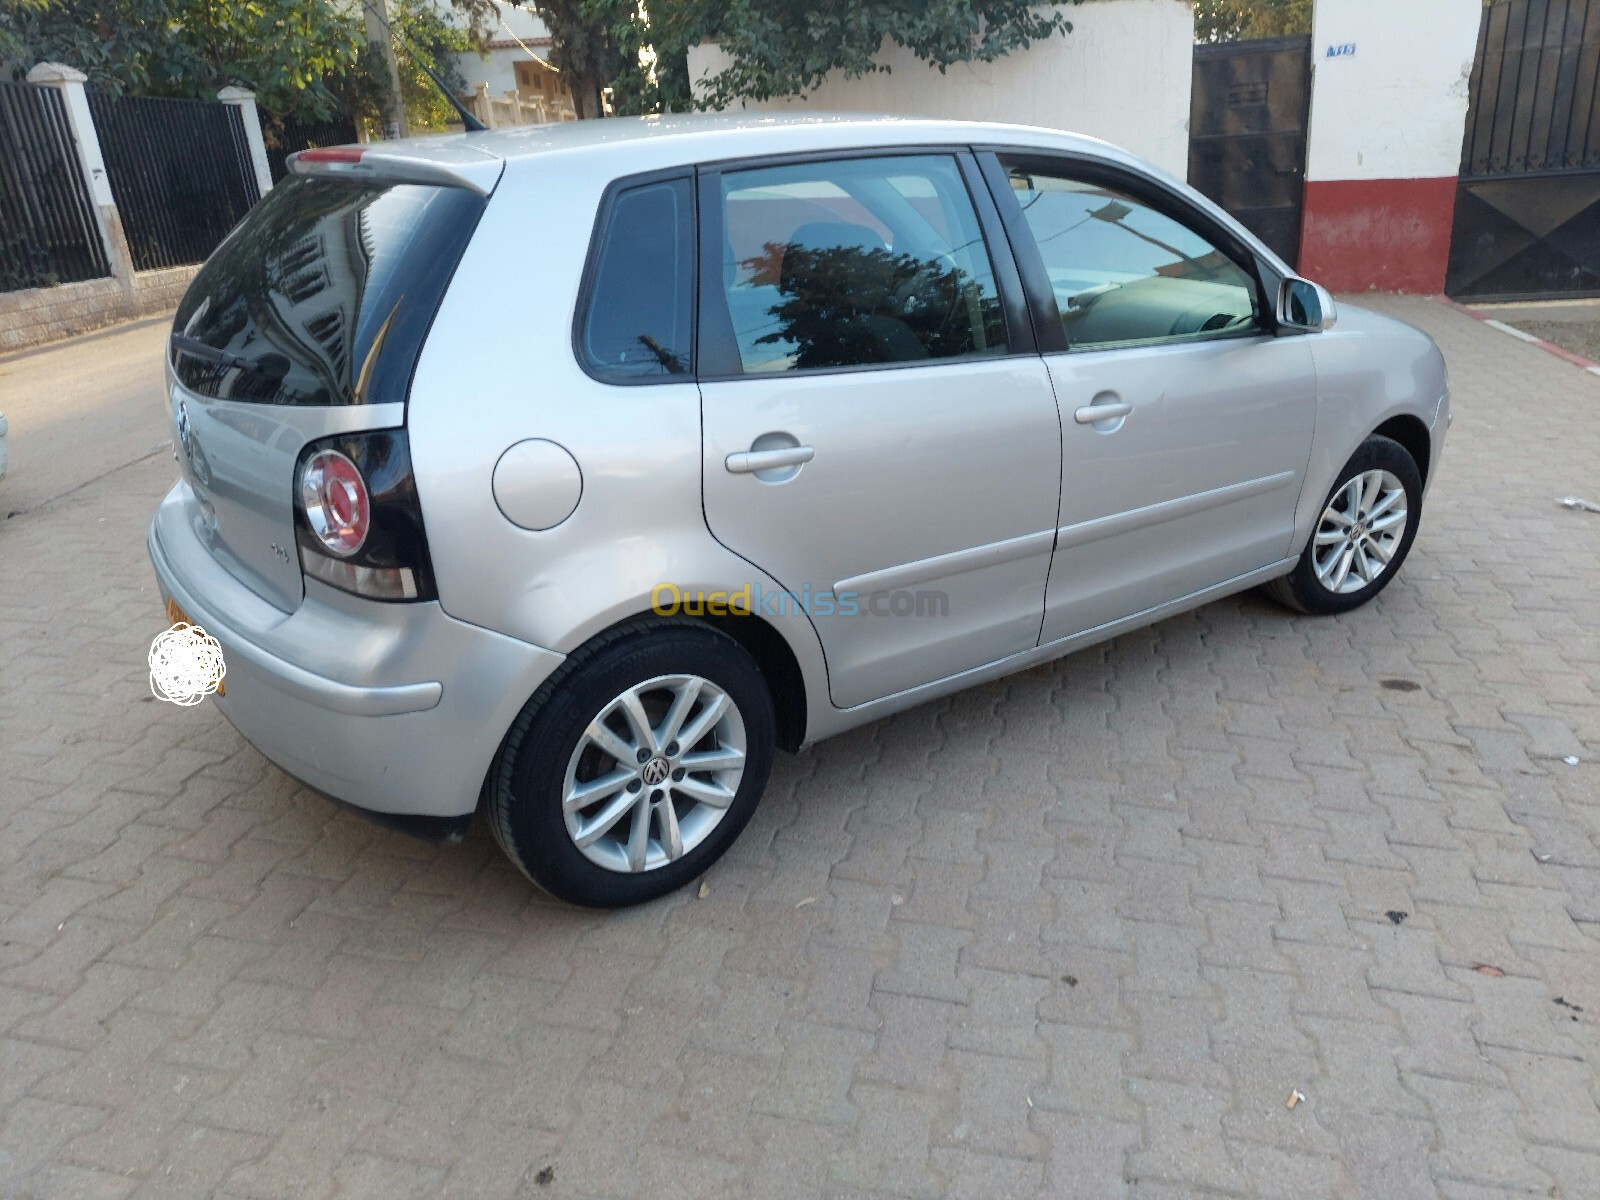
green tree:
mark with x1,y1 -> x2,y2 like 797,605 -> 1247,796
0,0 -> 482,130
1,0 -> 362,119
1193,0 -> 1313,43
361,0 -> 479,133
498,0 -> 1080,118
673,1 -> 1080,111
515,0 -> 629,119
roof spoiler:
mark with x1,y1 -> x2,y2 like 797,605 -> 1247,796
287,145 -> 503,196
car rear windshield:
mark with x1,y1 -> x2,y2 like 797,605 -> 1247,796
171,175 -> 485,405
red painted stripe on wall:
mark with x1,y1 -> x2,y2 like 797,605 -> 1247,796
1298,177 -> 1458,294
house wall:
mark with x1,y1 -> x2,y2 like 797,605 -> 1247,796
1299,0 -> 1483,291
687,1 -> 1196,180
453,4 -> 553,98
459,46 -> 525,98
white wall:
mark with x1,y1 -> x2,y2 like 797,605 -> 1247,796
457,46 -> 526,97
1305,0 -> 1482,182
687,0 -> 1195,179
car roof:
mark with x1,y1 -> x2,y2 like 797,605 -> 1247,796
351,111 -> 1133,174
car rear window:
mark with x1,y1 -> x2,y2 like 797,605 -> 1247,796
171,175 -> 485,405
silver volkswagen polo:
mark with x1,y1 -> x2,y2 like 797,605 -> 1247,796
149,114 -> 1448,906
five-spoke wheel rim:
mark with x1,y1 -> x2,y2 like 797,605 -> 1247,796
562,674 -> 746,874
1313,468 -> 1408,595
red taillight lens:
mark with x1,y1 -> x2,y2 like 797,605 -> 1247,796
300,449 -> 369,558
293,430 -> 435,603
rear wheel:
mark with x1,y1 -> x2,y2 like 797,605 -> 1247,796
1266,434 -> 1423,615
487,621 -> 774,907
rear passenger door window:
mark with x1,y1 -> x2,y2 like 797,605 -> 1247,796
999,160 -> 1261,350
708,155 -> 1008,375
578,176 -> 694,381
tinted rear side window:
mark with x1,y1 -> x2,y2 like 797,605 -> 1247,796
172,176 -> 485,405
578,177 -> 695,381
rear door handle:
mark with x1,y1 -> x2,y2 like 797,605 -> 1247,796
725,445 -> 815,474
1074,401 -> 1133,424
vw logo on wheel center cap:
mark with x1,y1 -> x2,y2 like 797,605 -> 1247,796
641,757 -> 670,786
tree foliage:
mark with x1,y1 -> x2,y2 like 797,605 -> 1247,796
0,0 -> 480,130
518,0 -> 629,119
3,0 -> 1086,128
1,0 -> 361,118
673,1 -> 1081,110
1192,0 -> 1313,43
502,0 -> 1081,117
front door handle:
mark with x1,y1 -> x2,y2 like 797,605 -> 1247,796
725,444 -> 815,475
1075,400 -> 1134,425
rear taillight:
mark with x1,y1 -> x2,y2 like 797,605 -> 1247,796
293,430 -> 436,602
301,449 -> 369,558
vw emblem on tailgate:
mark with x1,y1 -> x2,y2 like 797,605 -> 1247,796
175,398 -> 212,486
176,399 -> 192,460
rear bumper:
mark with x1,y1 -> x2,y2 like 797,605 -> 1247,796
148,480 -> 564,818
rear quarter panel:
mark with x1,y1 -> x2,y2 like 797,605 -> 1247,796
1296,305 -> 1449,553
404,152 -> 832,721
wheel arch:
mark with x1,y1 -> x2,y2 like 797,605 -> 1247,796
527,608 -> 810,756
1372,414 -> 1432,486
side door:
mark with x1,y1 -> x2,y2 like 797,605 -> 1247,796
697,151 -> 1062,710
980,151 -> 1319,644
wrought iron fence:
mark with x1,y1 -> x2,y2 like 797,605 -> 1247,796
87,92 -> 261,272
265,116 -> 360,183
0,81 -> 111,292
1461,0 -> 1600,179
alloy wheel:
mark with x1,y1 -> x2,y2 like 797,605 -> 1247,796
1312,468 -> 1409,595
561,674 -> 747,874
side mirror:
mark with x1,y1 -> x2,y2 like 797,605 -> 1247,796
1278,277 -> 1337,333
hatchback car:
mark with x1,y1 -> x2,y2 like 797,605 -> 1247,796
149,114 -> 1448,906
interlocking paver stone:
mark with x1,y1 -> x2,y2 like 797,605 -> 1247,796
2,296 -> 1599,1196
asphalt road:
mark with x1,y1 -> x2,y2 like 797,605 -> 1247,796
0,316 -> 173,517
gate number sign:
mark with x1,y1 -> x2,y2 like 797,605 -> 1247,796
1326,43 -> 1357,58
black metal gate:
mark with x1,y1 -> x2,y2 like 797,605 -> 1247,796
87,93 -> 262,272
1446,0 -> 1600,301
0,81 -> 111,291
1189,35 -> 1313,265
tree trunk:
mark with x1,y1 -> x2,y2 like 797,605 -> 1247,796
571,73 -> 604,119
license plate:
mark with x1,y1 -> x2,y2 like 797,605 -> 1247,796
164,596 -> 225,696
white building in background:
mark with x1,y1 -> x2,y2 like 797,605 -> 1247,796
450,0 -> 576,124
687,0 -> 1195,179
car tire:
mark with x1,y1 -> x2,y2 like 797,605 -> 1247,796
486,619 -> 775,908
1265,434 -> 1424,616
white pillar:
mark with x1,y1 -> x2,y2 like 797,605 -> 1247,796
24,62 -> 127,284
218,86 -> 274,197
1299,0 -> 1482,291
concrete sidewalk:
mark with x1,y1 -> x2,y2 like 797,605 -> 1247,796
1,298 -> 1598,1199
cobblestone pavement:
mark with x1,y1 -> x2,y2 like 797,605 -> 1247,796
2,296 -> 1598,1199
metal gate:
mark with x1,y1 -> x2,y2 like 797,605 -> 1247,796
87,93 -> 261,272
0,81 -> 111,291
1189,35 -> 1313,266
1446,0 -> 1600,301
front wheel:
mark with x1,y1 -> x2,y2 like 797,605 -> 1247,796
487,621 -> 775,907
1266,434 -> 1424,615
